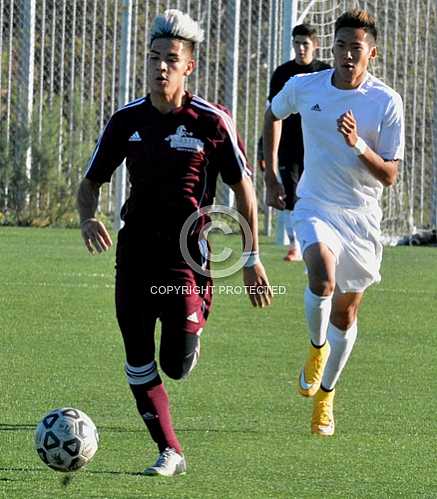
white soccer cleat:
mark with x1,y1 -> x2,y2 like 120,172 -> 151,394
143,447 -> 187,476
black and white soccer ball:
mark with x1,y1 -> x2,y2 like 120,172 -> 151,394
35,407 -> 99,472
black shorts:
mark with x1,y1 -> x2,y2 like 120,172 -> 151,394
278,162 -> 303,211
115,226 -> 213,369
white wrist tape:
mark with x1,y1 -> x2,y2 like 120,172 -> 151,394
243,251 -> 260,267
353,136 -> 367,156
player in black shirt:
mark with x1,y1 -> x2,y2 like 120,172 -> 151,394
262,24 -> 330,261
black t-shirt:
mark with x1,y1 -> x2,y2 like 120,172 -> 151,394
268,59 -> 330,165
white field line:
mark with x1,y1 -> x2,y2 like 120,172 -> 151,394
370,287 -> 436,296
62,272 -> 111,278
3,272 -> 115,289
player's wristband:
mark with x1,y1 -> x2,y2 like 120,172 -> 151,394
353,137 -> 368,156
243,251 -> 260,267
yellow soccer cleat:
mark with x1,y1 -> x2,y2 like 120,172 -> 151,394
311,388 -> 335,436
298,342 -> 330,397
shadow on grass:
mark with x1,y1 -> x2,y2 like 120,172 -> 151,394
0,424 -> 35,431
0,467 -> 143,477
0,424 -> 143,433
0,424 -> 262,434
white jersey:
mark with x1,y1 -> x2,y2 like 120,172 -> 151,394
271,69 -> 405,210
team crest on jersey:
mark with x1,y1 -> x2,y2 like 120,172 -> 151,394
165,125 -> 204,152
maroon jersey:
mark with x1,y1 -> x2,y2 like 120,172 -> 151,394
86,93 -> 251,234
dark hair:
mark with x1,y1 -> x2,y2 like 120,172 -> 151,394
292,23 -> 318,40
335,9 -> 377,41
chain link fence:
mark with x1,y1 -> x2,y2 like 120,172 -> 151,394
1,0 -> 436,238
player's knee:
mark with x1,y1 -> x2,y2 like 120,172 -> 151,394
160,334 -> 200,380
309,278 -> 335,297
331,306 -> 358,330
161,352 -> 199,380
304,245 -> 336,296
160,359 -> 183,380
162,365 -> 182,380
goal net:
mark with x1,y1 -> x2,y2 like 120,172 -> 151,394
1,0 -> 436,240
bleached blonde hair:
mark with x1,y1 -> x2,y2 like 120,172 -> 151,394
150,9 -> 204,46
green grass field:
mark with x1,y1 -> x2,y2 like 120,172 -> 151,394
0,227 -> 436,498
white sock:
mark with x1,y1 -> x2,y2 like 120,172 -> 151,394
304,287 -> 332,347
284,210 -> 295,245
276,210 -> 288,245
321,321 -> 358,390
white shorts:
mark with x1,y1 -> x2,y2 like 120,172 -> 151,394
291,198 -> 383,293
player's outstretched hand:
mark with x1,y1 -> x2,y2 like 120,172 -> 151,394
80,218 -> 113,255
265,175 -> 286,210
243,262 -> 272,308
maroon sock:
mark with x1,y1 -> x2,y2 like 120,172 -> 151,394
130,382 -> 182,455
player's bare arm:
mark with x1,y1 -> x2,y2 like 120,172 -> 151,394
77,178 -> 113,254
263,106 -> 286,210
337,110 -> 399,186
231,176 -> 272,308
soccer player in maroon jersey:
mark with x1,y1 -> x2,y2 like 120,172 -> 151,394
77,9 -> 271,476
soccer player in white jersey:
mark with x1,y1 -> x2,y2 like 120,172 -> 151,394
263,9 -> 404,436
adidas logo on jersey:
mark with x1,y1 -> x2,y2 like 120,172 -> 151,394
310,104 -> 322,112
128,131 -> 141,141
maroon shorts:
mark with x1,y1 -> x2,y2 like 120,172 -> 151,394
114,226 -> 213,368
142,269 -> 213,335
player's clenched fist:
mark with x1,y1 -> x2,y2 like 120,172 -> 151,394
337,109 -> 358,147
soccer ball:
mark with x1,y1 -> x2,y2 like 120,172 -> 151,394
35,407 -> 99,472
